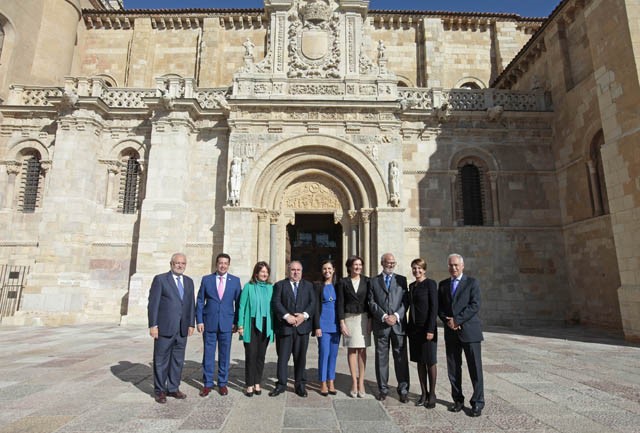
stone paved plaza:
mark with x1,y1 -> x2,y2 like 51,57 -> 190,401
0,324 -> 638,433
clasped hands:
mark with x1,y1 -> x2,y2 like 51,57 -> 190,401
383,313 -> 397,326
286,313 -> 306,327
445,316 -> 461,331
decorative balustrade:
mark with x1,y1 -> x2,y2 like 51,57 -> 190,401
6,78 -> 549,113
399,87 -> 549,112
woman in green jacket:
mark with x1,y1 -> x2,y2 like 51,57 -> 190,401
237,261 -> 274,396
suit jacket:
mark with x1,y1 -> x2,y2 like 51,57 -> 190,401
367,273 -> 409,336
271,278 -> 316,336
336,276 -> 370,320
196,273 -> 242,333
438,274 -> 483,343
148,271 -> 195,338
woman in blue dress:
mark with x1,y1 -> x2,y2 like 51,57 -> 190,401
313,260 -> 340,396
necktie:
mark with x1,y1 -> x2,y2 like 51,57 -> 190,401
385,274 -> 391,289
218,275 -> 225,300
451,279 -> 458,297
293,282 -> 298,300
176,276 -> 184,300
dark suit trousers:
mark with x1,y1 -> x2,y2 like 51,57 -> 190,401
244,317 -> 270,386
373,329 -> 410,396
445,333 -> 484,409
153,331 -> 187,394
275,332 -> 310,391
202,330 -> 232,387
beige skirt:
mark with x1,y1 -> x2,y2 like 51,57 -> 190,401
342,313 -> 371,348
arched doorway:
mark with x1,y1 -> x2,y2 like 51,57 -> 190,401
223,134 -> 398,282
287,213 -> 343,283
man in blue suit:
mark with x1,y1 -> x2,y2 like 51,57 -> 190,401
438,253 -> 484,417
148,253 -> 195,404
196,253 -> 242,397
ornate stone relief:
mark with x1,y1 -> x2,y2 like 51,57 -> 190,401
283,181 -> 341,213
287,0 -> 341,79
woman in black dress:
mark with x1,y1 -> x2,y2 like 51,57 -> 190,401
408,258 -> 438,408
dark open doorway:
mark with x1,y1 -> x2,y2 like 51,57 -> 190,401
286,213 -> 343,284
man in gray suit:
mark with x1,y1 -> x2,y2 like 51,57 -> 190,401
438,253 -> 484,417
367,252 -> 410,402
148,253 -> 195,404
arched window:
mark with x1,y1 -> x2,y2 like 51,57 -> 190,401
119,151 -> 141,214
454,156 -> 494,226
460,82 -> 481,90
587,130 -> 608,216
460,164 -> 484,225
19,152 -> 42,213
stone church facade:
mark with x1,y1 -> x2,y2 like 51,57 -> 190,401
0,0 -> 637,340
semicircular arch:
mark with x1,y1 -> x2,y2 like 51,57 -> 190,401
242,134 -> 387,210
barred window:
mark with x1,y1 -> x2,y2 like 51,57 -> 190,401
20,155 -> 42,213
460,164 -> 484,226
120,155 -> 140,214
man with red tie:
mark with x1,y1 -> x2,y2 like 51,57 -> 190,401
196,253 -> 242,397
438,253 -> 485,417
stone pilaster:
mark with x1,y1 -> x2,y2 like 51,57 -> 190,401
123,108 -> 197,326
7,108 -> 107,325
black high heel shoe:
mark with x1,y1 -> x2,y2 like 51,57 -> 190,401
415,394 -> 426,406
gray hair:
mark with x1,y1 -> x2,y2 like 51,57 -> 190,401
171,252 -> 187,263
448,253 -> 464,264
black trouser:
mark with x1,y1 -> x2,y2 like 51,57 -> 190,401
445,335 -> 484,409
244,317 -> 270,386
275,331 -> 310,391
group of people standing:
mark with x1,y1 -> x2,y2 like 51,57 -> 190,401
147,251 -> 485,417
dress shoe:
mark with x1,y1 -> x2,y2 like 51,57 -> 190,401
155,392 -> 167,404
357,391 -> 366,398
269,387 -> 285,397
415,394 -> 426,406
375,392 -> 387,401
448,401 -> 464,412
425,396 -> 437,409
245,388 -> 254,397
295,388 -> 308,397
328,389 -> 337,395
167,390 -> 187,399
254,388 -> 262,396
199,387 -> 212,398
219,385 -> 229,396
350,389 -> 358,398
399,394 -> 409,404
320,390 -> 328,396
470,406 -> 482,417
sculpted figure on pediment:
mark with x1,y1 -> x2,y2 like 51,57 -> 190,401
284,181 -> 341,211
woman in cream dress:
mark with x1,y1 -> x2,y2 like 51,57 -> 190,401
336,255 -> 371,397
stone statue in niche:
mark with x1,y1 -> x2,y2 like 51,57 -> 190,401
228,156 -> 243,206
389,160 -> 400,207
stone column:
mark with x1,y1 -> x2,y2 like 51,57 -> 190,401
269,211 -> 280,279
348,210 -> 358,256
257,209 -> 269,261
489,171 -> 500,225
124,109 -> 196,325
360,208 -> 372,275
449,172 -> 458,226
3,161 -> 21,210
